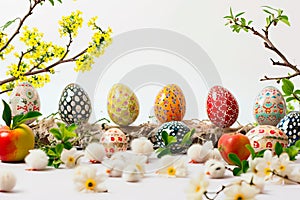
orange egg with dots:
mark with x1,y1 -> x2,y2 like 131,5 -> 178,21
154,84 -> 186,123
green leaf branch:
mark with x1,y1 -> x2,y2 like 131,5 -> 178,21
41,122 -> 78,168
156,128 -> 195,158
225,6 -> 300,82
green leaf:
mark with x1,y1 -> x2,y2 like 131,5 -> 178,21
47,149 -> 57,157
263,9 -> 273,15
262,6 -> 277,12
161,131 -> 169,146
63,141 -> 72,150
181,128 -> 195,146
282,78 -> 294,95
67,123 -> 77,132
246,144 -> 256,159
233,167 -> 242,176
275,142 -> 283,156
48,0 -> 54,6
0,18 -> 19,31
284,146 -> 299,161
167,135 -> 177,145
55,143 -> 64,155
279,15 -> 290,26
12,111 -> 42,128
50,128 -> 62,140
228,153 -> 242,167
157,148 -> 171,158
286,97 -> 295,102
256,149 -> 267,158
295,140 -> 300,148
230,7 -> 233,18
155,147 -> 165,154
248,20 -> 253,25
2,100 -> 12,127
241,160 -> 249,173
235,12 -> 245,18
294,90 -> 300,95
224,16 -> 233,19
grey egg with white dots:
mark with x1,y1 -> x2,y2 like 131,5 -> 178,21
277,111 -> 300,146
58,83 -> 92,124
155,121 -> 190,154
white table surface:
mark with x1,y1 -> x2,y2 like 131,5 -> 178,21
1,153 -> 300,200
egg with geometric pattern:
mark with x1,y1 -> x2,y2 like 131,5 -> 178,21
206,85 -> 239,128
154,84 -> 186,123
277,111 -> 300,146
155,121 -> 190,154
107,83 -> 139,126
253,86 -> 286,126
58,83 -> 92,124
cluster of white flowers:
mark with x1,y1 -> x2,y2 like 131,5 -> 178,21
156,155 -> 188,178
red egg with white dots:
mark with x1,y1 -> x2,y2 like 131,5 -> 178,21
246,125 -> 288,153
206,86 -> 239,128
100,128 -> 128,158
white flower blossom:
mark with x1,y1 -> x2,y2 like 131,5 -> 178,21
122,165 -> 143,182
85,142 -> 106,163
102,159 -> 125,177
187,141 -> 213,163
241,172 -> 265,193
73,165 -> 107,193
223,182 -> 259,200
24,149 -> 49,170
130,137 -> 154,156
185,173 -> 209,200
156,155 -> 188,177
61,148 -> 82,168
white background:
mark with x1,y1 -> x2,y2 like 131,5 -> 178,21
1,0 -> 300,126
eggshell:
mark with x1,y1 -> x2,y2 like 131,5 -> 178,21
206,86 -> 239,128
155,121 -> 190,154
9,82 -> 40,124
58,83 -> 92,124
253,86 -> 286,126
100,128 -> 128,158
154,84 -> 186,123
107,83 -> 139,126
277,111 -> 300,146
246,125 -> 288,153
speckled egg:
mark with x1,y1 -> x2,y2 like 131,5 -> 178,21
253,86 -> 286,126
100,128 -> 128,157
9,82 -> 40,124
277,111 -> 300,146
154,84 -> 186,123
107,84 -> 139,126
206,86 -> 239,128
58,83 -> 92,124
246,125 -> 288,153
155,121 -> 190,154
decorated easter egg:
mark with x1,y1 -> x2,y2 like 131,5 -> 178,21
246,125 -> 288,153
277,111 -> 300,146
154,84 -> 186,123
253,86 -> 286,126
107,83 -> 139,126
58,83 -> 92,124
9,82 -> 40,124
206,86 -> 239,128
155,121 -> 190,154
100,128 -> 128,157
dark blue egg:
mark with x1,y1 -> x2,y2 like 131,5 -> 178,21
155,121 -> 190,154
277,111 -> 300,146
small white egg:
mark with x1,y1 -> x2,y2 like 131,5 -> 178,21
0,169 -> 17,192
131,137 -> 154,156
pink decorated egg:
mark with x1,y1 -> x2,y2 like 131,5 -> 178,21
100,128 -> 128,157
107,84 -> 139,126
206,86 -> 239,128
246,125 -> 288,153
154,84 -> 186,123
253,86 -> 286,126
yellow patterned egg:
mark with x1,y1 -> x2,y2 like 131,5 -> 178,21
154,84 -> 186,123
107,83 -> 139,126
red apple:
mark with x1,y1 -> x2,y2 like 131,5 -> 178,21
0,124 -> 34,162
0,100 -> 41,162
218,132 -> 250,165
